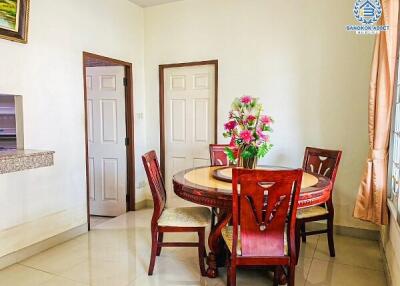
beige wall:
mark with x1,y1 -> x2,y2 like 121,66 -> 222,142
0,0 -> 146,257
144,0 -> 376,230
0,0 -> 381,260
381,208 -> 400,286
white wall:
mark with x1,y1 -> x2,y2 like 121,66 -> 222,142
144,0 -> 376,229
0,0 -> 146,257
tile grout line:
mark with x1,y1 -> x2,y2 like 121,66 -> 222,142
17,262 -> 91,285
303,235 -> 320,285
311,257 -> 386,273
16,263 -> 57,276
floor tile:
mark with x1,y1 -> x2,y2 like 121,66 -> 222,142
313,234 -> 384,270
0,210 -> 388,286
131,255 -> 207,286
90,216 -> 112,228
39,276 -> 88,286
298,235 -> 319,259
305,258 -> 387,286
59,258 -> 145,286
20,238 -> 89,274
0,264 -> 54,286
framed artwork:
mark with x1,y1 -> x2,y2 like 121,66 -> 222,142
0,0 -> 29,43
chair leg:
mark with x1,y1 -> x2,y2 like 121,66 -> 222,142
301,222 -> 306,242
229,264 -> 236,286
295,221 -> 301,264
288,263 -> 295,286
327,213 -> 335,257
226,255 -> 231,286
198,229 -> 206,276
273,266 -> 281,286
148,229 -> 158,275
156,232 -> 163,256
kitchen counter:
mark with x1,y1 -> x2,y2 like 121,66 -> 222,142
0,150 -> 55,174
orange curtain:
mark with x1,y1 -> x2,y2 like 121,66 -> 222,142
353,0 -> 399,225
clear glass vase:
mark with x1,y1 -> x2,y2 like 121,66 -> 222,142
237,156 -> 258,169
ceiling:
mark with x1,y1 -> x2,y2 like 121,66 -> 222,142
129,0 -> 183,7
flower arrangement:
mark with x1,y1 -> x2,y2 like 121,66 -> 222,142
223,95 -> 273,168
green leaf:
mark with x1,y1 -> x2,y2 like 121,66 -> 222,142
257,143 -> 273,159
224,147 -> 236,163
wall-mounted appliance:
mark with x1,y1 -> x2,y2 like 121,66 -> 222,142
0,95 -> 24,150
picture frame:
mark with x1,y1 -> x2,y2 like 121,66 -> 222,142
0,0 -> 29,44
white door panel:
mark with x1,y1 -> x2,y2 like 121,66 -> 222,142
164,64 -> 215,207
87,66 -> 127,216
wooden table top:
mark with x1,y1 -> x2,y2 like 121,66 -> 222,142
173,166 -> 332,209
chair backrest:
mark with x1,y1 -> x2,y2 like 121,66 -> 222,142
302,147 -> 342,190
231,168 -> 303,259
142,151 -> 166,226
209,144 -> 238,166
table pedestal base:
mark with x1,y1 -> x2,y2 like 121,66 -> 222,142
206,208 -> 231,278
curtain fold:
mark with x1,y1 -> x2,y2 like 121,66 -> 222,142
353,0 -> 399,225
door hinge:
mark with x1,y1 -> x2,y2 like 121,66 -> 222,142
123,77 -> 128,86
126,193 -> 130,202
125,137 -> 129,146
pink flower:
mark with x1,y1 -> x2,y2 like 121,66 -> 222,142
256,128 -> 268,141
240,96 -> 252,105
240,130 -> 253,144
224,120 -> 237,131
247,115 -> 256,122
260,115 -> 272,125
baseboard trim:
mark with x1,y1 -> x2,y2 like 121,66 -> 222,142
306,221 -> 380,241
0,223 -> 87,270
135,200 -> 148,210
135,199 -> 153,210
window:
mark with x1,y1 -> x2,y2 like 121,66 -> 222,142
389,49 -> 400,222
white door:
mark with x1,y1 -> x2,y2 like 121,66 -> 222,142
164,64 -> 216,207
86,66 -> 127,216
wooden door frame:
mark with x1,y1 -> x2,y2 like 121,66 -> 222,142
82,51 -> 136,231
159,60 -> 218,178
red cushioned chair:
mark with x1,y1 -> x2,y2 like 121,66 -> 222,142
222,168 -> 303,286
209,144 -> 231,166
295,147 -> 342,262
142,150 -> 210,276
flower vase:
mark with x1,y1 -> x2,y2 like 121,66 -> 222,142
238,156 -> 258,169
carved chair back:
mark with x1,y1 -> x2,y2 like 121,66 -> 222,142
302,147 -> 342,196
142,151 -> 166,226
231,168 -> 303,259
209,144 -> 230,166
209,144 -> 238,166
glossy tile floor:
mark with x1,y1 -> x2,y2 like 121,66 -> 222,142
90,216 -> 112,228
0,209 -> 387,286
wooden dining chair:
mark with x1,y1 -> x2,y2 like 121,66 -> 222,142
209,144 -> 231,166
295,147 -> 342,261
209,144 -> 230,226
142,150 -> 211,276
222,168 -> 303,286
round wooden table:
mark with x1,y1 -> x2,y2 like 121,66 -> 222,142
173,166 -> 332,278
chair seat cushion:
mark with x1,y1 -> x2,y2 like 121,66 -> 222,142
157,207 -> 211,227
297,206 -> 329,219
221,226 -> 288,256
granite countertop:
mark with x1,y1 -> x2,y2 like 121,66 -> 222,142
0,149 -> 55,174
